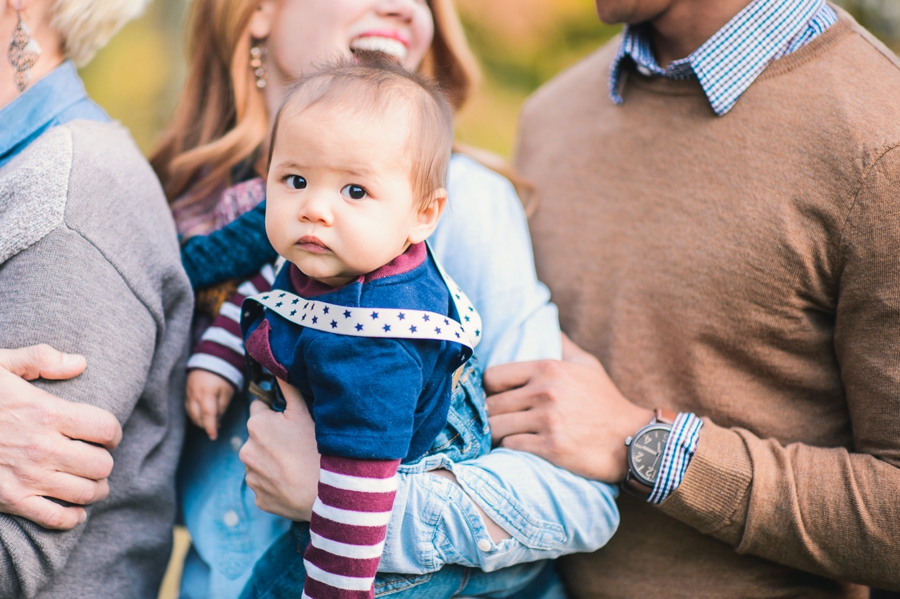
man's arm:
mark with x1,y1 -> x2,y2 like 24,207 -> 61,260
656,146 -> 900,589
486,148 -> 900,590
0,228 -> 158,598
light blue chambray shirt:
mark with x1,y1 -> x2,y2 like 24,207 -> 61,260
0,60 -> 108,167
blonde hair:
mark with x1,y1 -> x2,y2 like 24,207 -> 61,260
270,54 -> 454,208
151,0 -> 479,211
50,0 -> 149,66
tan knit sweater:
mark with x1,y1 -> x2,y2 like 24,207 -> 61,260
516,11 -> 900,598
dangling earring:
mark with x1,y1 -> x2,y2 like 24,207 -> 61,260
7,8 -> 42,92
250,44 -> 267,89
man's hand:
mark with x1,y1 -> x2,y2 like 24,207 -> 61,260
484,336 -> 652,483
240,381 -> 319,522
0,345 -> 122,530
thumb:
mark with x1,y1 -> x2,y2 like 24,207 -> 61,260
277,379 -> 308,413
0,345 -> 86,381
560,333 -> 601,369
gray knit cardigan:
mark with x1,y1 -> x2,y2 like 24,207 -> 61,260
0,120 -> 193,598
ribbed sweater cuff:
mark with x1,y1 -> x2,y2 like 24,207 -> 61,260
657,420 -> 752,537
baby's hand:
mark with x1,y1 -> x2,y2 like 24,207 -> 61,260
186,369 -> 235,440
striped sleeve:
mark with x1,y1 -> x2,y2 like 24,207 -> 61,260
303,455 -> 400,599
648,412 -> 704,504
186,267 -> 275,389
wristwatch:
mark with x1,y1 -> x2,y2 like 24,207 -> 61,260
622,408 -> 677,498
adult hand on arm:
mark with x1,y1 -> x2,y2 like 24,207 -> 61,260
240,382 -> 319,522
0,345 -> 122,530
484,335 -> 652,483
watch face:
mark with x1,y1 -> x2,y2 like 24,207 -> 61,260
629,425 -> 671,487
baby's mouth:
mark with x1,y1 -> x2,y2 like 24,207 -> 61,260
349,36 -> 409,61
296,236 -> 330,254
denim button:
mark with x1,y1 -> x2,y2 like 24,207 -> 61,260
477,539 -> 492,552
223,510 -> 240,527
230,436 -> 243,452
637,64 -> 653,76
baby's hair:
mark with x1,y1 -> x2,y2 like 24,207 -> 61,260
268,52 -> 454,209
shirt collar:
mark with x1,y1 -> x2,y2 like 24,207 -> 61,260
0,61 -> 91,164
609,0 -> 826,115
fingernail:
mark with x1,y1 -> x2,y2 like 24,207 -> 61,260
78,510 -> 87,524
63,354 -> 82,366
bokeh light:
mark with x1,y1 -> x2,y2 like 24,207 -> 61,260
80,1 -> 899,160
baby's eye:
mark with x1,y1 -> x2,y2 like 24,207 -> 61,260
285,175 -> 307,190
341,184 -> 368,200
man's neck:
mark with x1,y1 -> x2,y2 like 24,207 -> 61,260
649,0 -> 755,67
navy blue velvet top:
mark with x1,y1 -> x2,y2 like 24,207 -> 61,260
241,243 -> 468,462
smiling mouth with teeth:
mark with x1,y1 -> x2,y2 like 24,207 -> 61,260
350,37 -> 409,60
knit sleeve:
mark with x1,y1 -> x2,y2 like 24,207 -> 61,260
658,146 -> 900,590
304,455 -> 400,599
298,336 -> 425,598
180,202 -> 277,289
187,267 -> 275,388
0,227 -> 160,598
0,121 -> 193,598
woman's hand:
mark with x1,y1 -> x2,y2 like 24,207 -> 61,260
483,334 -> 652,483
0,345 -> 122,530
240,381 -> 319,522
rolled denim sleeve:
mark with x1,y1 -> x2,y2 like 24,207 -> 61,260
381,450 -> 618,574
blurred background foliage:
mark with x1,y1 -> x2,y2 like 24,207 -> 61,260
81,0 -> 900,161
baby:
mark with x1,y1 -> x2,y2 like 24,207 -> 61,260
186,57 -> 481,599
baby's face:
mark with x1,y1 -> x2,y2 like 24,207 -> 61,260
266,102 -> 431,287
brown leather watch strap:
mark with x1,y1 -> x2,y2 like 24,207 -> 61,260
622,474 -> 653,498
655,408 -> 677,425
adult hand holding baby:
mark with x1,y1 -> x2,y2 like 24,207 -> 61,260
0,345 -> 122,529
240,381 -> 319,522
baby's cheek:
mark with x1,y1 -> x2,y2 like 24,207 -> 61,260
266,217 -> 293,255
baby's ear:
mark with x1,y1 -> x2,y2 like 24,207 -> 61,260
408,188 -> 447,244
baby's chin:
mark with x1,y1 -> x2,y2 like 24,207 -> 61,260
294,260 -> 361,288
293,249 -> 399,287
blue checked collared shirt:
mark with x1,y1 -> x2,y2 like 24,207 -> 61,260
615,0 -> 838,504
610,0 -> 838,115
